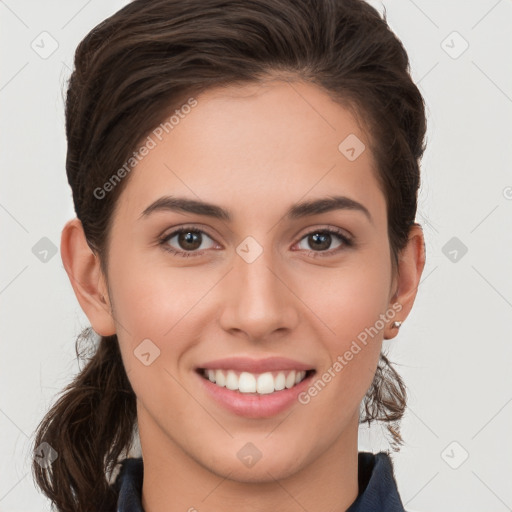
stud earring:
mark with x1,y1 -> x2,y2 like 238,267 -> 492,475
391,321 -> 402,329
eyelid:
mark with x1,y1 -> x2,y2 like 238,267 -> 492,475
158,224 -> 221,252
159,224 -> 221,243
295,224 -> 353,243
291,226 -> 354,257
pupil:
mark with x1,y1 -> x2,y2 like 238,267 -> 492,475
310,233 -> 330,251
179,231 -> 201,250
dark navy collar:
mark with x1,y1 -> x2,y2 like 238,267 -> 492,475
113,451 -> 405,512
346,452 -> 406,511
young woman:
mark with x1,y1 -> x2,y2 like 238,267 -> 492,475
32,0 -> 427,510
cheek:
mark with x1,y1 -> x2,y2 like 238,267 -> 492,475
292,253 -> 390,404
110,264 -> 207,416
108,248 -> 215,338
294,252 -> 392,344
107,252 -> 222,393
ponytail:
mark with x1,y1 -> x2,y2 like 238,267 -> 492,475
361,352 -> 407,450
32,328 -> 137,512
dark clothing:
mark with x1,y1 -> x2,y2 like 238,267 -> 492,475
113,451 -> 405,511
346,452 -> 406,511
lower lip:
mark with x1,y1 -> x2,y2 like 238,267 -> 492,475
196,370 -> 316,418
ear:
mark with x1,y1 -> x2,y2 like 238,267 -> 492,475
385,223 -> 426,340
60,218 -> 116,336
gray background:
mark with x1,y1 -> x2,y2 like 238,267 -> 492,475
1,1 -> 511,511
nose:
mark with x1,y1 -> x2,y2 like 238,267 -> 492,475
218,245 -> 300,342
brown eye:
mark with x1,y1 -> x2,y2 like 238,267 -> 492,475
296,229 -> 352,255
177,231 -> 202,251
160,227 -> 217,256
306,232 -> 332,251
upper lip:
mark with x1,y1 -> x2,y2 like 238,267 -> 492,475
197,357 -> 315,374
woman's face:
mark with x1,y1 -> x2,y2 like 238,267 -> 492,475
102,79 -> 401,480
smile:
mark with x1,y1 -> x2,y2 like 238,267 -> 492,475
197,368 -> 315,395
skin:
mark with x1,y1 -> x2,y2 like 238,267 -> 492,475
61,79 -> 425,512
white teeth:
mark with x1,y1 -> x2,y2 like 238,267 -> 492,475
256,372 -> 274,394
215,369 -> 226,387
239,372 -> 257,393
285,371 -> 296,389
225,370 -> 238,391
274,372 -> 286,391
202,369 -> 309,394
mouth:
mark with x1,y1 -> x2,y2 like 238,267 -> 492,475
195,368 -> 316,395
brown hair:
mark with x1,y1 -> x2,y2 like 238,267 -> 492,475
32,0 -> 426,510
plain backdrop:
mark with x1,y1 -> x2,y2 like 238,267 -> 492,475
1,1 -> 511,511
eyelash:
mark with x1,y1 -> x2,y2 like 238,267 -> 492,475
158,225 -> 354,259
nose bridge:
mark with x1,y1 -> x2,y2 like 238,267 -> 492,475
219,239 -> 298,339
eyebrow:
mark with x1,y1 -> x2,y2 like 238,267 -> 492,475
139,195 -> 373,224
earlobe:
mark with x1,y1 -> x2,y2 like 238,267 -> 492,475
384,224 -> 426,340
60,218 -> 116,336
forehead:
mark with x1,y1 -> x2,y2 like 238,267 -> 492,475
114,79 -> 386,227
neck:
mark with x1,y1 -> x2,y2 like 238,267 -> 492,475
139,410 -> 360,512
